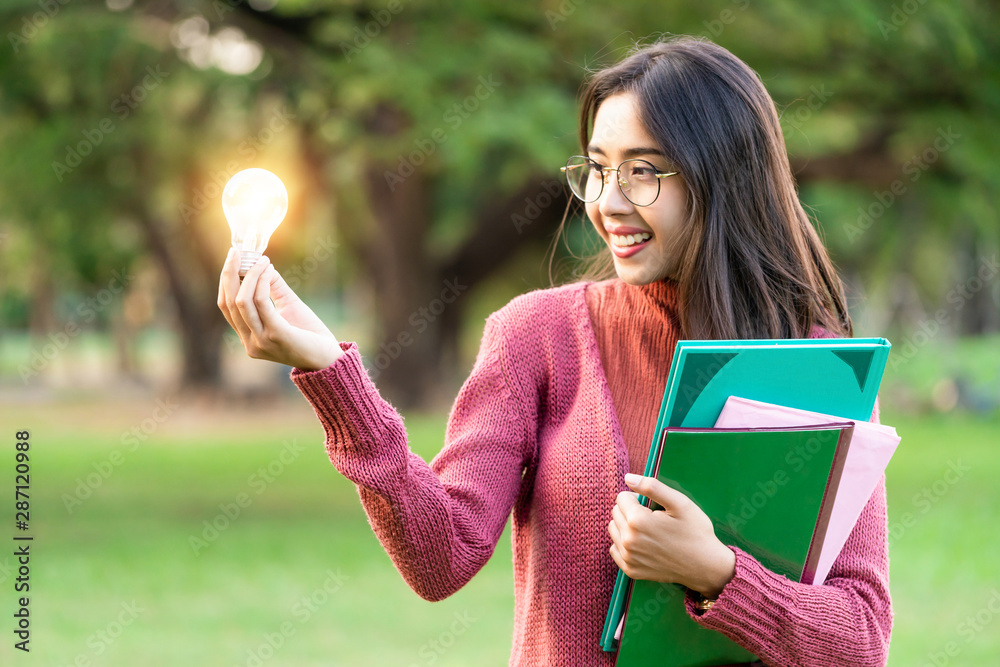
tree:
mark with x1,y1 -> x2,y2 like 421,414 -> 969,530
2,0 -> 997,405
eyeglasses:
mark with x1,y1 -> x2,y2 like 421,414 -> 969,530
561,155 -> 679,207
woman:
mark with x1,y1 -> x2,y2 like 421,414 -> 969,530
218,36 -> 892,667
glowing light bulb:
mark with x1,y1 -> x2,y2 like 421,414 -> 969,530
222,168 -> 288,277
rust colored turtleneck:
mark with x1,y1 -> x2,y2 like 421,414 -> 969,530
584,277 -> 682,475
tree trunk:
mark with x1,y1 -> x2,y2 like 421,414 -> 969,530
957,230 -> 998,335
360,162 -> 442,407
28,246 -> 56,338
357,165 -> 570,408
132,210 -> 225,390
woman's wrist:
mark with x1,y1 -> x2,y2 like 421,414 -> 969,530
298,338 -> 345,372
693,541 -> 736,599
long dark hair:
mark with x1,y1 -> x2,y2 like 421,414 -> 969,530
549,36 -> 853,339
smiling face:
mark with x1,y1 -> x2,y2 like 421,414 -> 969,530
585,93 -> 689,285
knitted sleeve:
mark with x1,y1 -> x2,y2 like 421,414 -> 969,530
683,399 -> 892,667
289,311 -> 536,602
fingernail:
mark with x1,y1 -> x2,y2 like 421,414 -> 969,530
624,473 -> 640,485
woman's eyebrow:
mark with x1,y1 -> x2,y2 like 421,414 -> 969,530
586,144 -> 665,159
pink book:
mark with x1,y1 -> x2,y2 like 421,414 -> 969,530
714,396 -> 900,585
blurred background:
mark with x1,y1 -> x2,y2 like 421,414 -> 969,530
0,0 -> 998,665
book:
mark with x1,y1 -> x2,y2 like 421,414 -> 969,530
614,423 -> 855,667
601,337 -> 891,652
714,396 -> 900,585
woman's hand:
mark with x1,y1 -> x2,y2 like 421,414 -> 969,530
608,473 -> 736,598
218,249 -> 344,371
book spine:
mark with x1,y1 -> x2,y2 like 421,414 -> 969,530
800,424 -> 855,584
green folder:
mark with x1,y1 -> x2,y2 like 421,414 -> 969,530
601,337 -> 890,652
614,423 -> 855,667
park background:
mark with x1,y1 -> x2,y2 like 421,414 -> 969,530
1,0 -> 998,664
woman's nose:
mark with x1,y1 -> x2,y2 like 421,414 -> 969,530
598,171 -> 635,217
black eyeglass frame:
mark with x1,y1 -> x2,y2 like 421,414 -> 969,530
560,155 -> 679,207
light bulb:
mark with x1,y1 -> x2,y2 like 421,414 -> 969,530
222,168 -> 288,277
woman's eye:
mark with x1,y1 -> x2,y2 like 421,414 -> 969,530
630,166 -> 655,179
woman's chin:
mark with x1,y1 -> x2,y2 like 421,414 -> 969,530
613,265 -> 654,286
613,260 -> 676,286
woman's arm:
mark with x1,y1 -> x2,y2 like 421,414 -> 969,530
218,248 -> 537,601
683,399 -> 892,667
290,312 -> 537,601
610,399 -> 892,667
685,474 -> 892,667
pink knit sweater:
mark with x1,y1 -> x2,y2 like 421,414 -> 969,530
290,279 -> 893,666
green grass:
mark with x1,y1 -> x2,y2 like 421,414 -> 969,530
0,399 -> 998,665
882,411 -> 1000,666
0,403 -> 514,666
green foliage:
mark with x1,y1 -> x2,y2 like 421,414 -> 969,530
0,0 -> 997,328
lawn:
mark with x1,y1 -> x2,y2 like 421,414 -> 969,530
0,395 -> 998,665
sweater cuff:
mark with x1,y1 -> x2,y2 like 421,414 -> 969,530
685,546 -> 794,641
289,341 -> 404,455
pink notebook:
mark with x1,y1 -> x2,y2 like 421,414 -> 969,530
714,396 -> 900,585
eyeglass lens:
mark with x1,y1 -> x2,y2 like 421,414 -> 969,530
563,157 -> 661,207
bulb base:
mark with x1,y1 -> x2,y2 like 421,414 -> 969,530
237,250 -> 262,279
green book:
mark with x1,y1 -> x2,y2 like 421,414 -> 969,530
601,337 -> 890,652
614,423 -> 854,667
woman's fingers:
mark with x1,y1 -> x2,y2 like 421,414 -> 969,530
608,518 -> 621,544
254,266 -> 288,337
219,249 -> 250,340
265,261 -> 298,309
624,474 -> 692,516
234,256 -> 270,341
218,251 -> 338,369
237,259 -> 304,364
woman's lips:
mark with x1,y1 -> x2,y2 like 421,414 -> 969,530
609,235 -> 652,258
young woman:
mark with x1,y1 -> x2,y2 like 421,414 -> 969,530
218,36 -> 891,667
